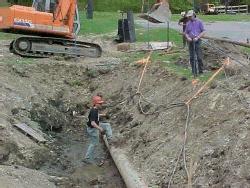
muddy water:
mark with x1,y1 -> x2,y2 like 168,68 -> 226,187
40,128 -> 125,187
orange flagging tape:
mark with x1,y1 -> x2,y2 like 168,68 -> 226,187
137,52 -> 152,93
191,79 -> 199,86
185,57 -> 230,105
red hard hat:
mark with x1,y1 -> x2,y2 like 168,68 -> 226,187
92,96 -> 104,105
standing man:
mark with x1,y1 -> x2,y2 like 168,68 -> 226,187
185,10 -> 205,76
178,11 -> 188,48
83,95 -> 112,164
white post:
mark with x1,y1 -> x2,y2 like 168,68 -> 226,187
45,0 -> 50,12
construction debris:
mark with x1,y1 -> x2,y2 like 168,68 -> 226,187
150,42 -> 173,50
117,43 -> 131,51
13,123 -> 47,143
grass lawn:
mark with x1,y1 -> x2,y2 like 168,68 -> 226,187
80,11 -> 183,44
0,58 -> 34,65
127,50 -> 214,81
10,58 -> 34,64
0,2 -> 9,7
171,13 -> 250,22
241,46 -> 250,54
136,27 -> 182,46
79,11 -> 183,46
79,11 -> 120,35
0,33 -> 17,40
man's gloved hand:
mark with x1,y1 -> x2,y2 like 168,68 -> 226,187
186,37 -> 192,42
194,37 -> 199,41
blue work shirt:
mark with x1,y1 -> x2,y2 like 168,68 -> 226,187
185,18 -> 205,39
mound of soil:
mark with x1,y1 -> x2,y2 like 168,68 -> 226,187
0,37 -> 249,187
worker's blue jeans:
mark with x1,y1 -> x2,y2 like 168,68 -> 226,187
188,39 -> 203,75
84,122 -> 112,161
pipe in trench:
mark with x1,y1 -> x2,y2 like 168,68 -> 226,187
103,136 -> 148,188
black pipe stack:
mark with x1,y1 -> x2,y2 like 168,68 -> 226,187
116,11 -> 136,43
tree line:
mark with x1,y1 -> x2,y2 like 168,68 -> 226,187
5,0 -> 192,12
6,0 -> 250,12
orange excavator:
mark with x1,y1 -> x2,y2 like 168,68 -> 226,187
0,0 -> 102,58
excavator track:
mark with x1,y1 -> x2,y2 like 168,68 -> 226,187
10,36 -> 102,58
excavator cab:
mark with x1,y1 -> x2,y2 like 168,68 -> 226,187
32,0 -> 80,34
32,0 -> 59,13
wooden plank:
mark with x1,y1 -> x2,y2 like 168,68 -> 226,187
14,123 -> 47,143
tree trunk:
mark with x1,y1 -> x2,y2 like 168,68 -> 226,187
141,0 -> 145,13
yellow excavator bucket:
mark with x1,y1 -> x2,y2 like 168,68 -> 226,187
139,1 -> 171,23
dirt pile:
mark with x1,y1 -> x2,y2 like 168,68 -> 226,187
0,37 -> 249,187
175,40 -> 249,75
0,165 -> 56,188
90,47 -> 249,187
202,41 -> 249,72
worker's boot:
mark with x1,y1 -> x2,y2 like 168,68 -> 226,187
82,158 -> 95,165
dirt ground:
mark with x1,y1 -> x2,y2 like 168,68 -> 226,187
0,37 -> 249,188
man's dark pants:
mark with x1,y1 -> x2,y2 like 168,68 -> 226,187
188,39 -> 203,75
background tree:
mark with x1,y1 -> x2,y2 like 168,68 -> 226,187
7,0 -> 249,12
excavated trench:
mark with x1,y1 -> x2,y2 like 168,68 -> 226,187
25,70 -> 126,187
0,50 -> 126,187
29,98 -> 125,187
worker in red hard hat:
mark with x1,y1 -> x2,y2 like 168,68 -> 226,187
83,95 -> 112,164
92,95 -> 104,105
